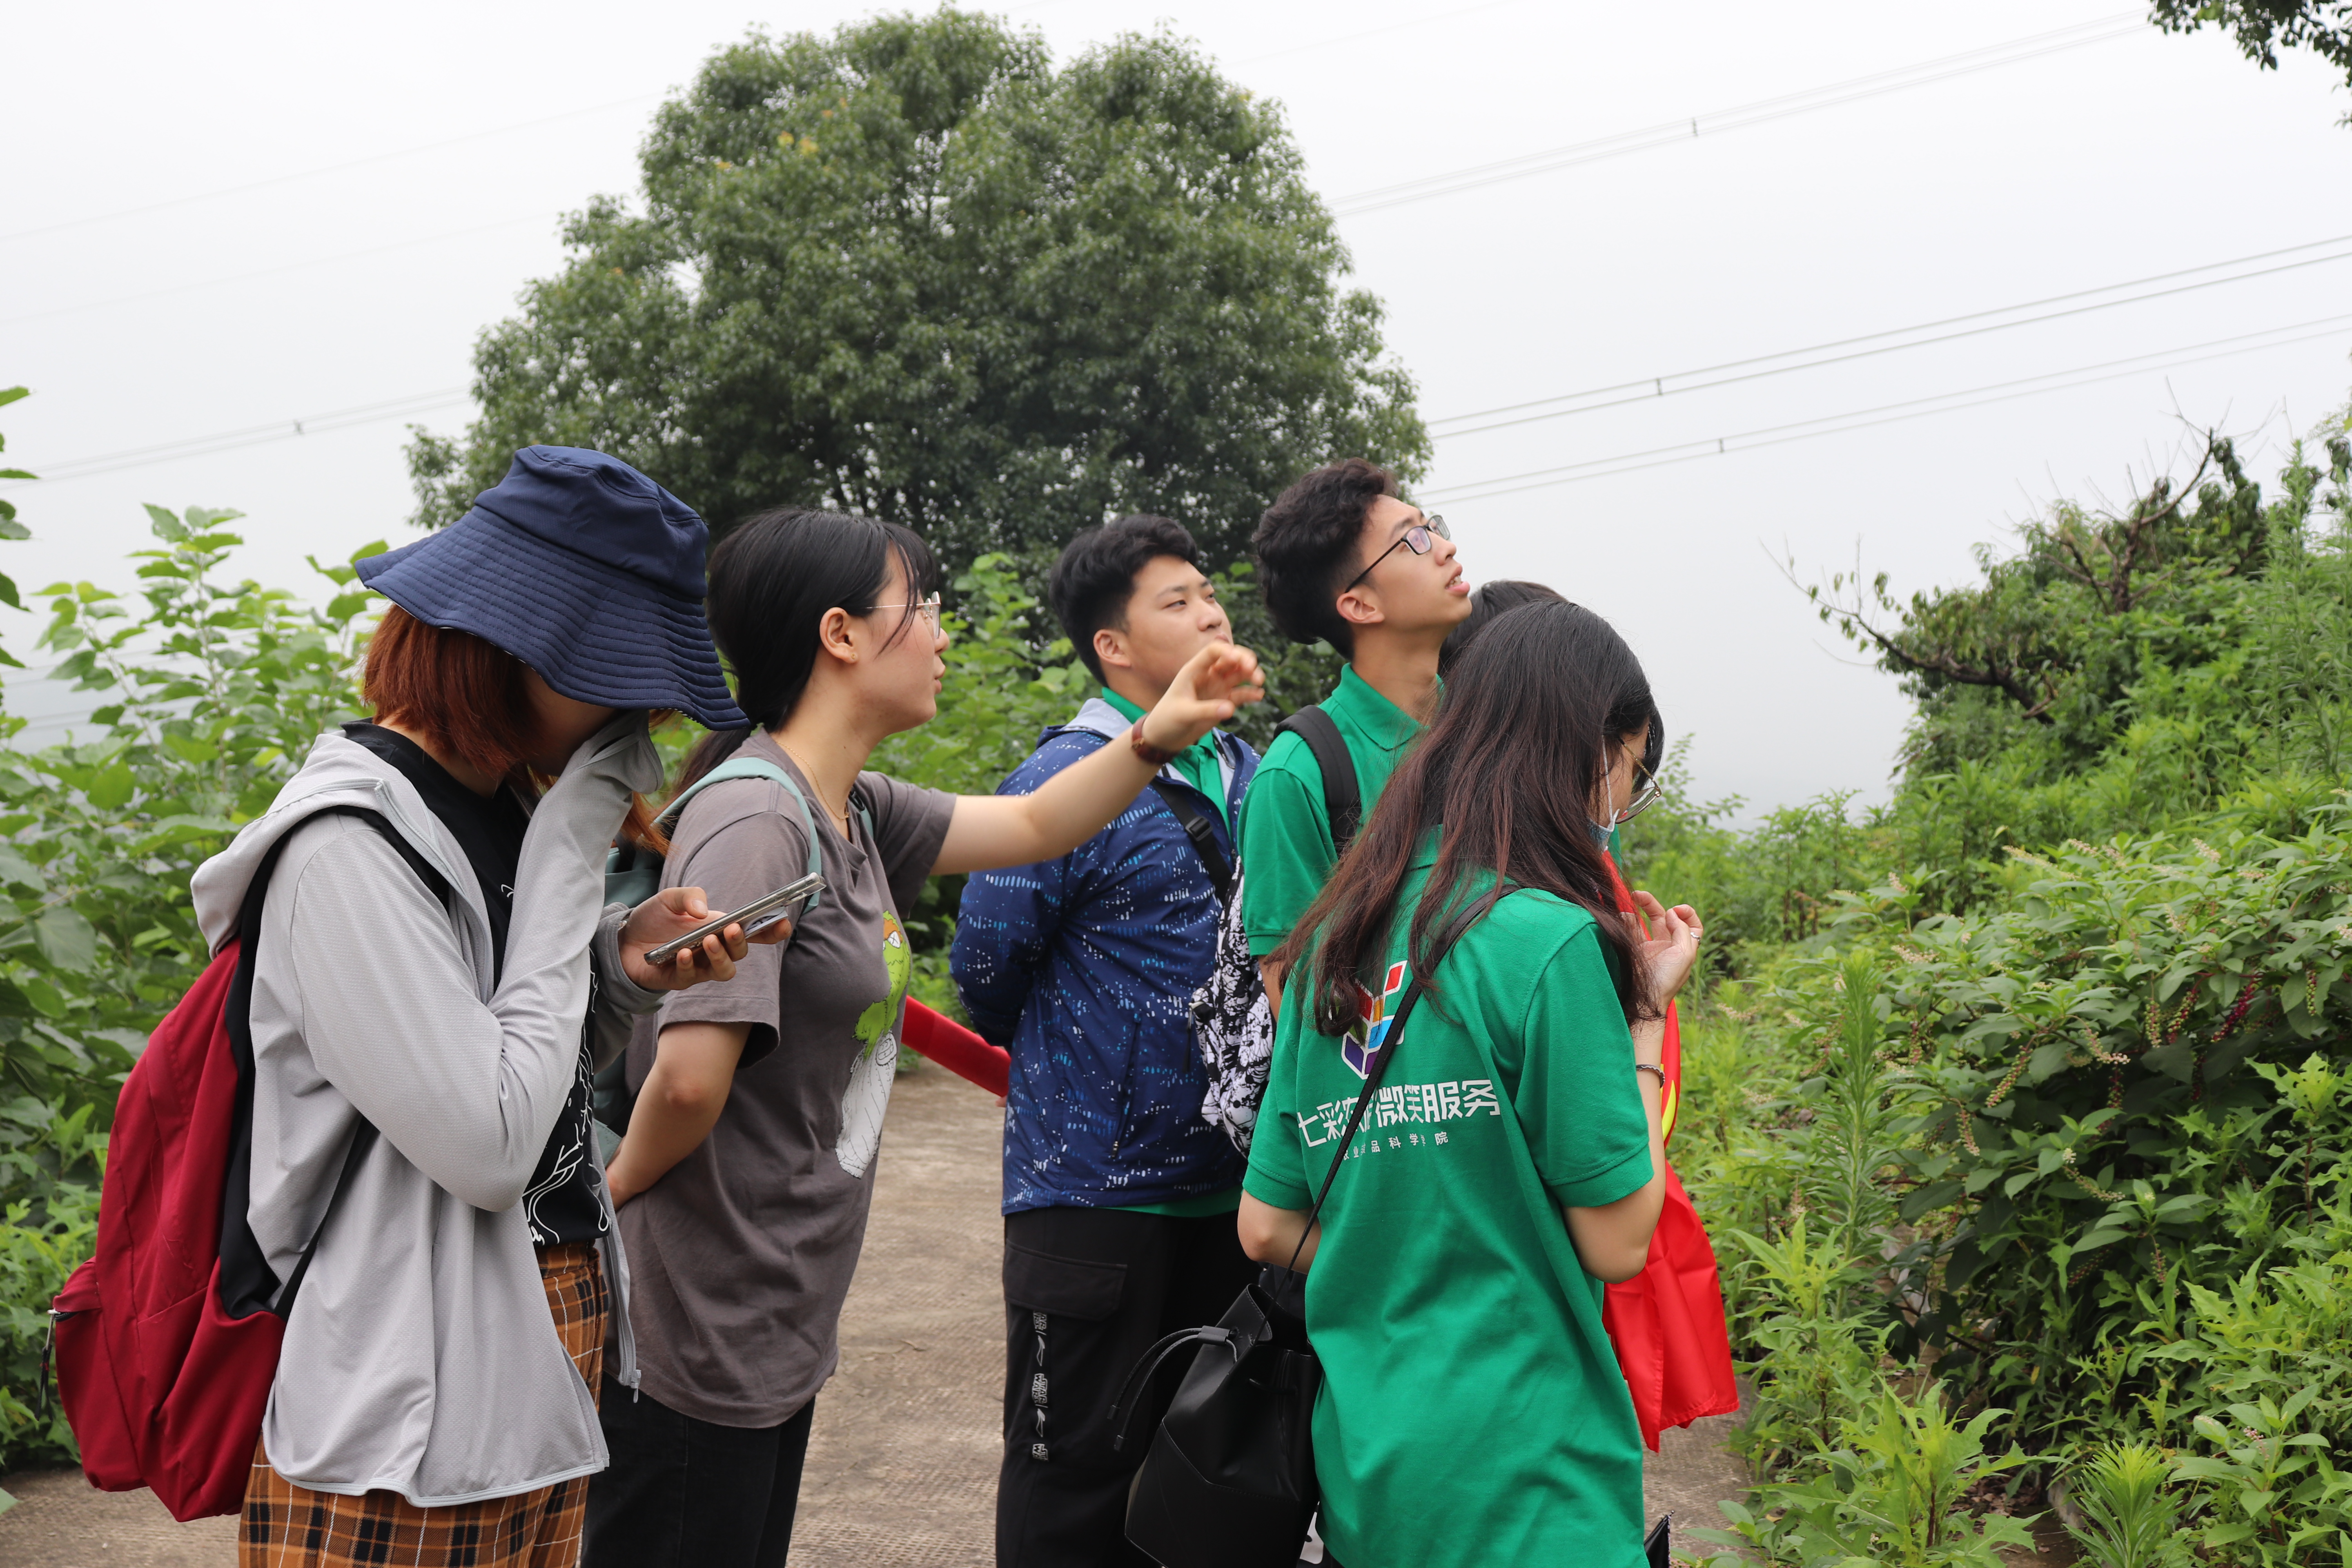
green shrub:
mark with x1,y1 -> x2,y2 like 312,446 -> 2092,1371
0,1100 -> 101,1472
2063,1441 -> 2195,1568
0,505 -> 382,1466
1695,1382 -> 2036,1568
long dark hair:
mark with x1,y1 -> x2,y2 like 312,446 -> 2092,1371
1276,600 -> 1662,1034
1438,579 -> 1568,676
662,506 -> 939,824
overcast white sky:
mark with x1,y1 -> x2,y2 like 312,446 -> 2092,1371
5,0 -> 2349,812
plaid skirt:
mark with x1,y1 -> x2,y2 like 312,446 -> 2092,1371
239,1242 -> 608,1568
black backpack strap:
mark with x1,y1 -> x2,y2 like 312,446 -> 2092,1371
1146,780 -> 1234,906
218,806 -> 452,1320
1280,883 -> 1518,1279
1274,706 -> 1361,852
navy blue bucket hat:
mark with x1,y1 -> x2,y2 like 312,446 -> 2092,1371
358,446 -> 748,728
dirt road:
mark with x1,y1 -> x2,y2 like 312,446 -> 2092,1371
0,1062 -> 1748,1566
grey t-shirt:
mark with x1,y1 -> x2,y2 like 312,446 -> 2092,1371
618,733 -> 954,1426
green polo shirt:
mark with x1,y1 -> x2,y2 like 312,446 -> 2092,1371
1243,844 -> 1653,1566
1237,666 -> 1422,958
1098,687 -> 1229,827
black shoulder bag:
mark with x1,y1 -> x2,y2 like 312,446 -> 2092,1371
1107,886 -> 1511,1568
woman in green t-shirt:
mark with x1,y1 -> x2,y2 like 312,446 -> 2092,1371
1240,599 -> 1702,1568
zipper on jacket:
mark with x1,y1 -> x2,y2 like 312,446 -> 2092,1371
40,1308 -> 71,1416
1109,1020 -> 1138,1156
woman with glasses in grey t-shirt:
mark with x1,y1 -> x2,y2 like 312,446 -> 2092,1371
584,507 -> 1263,1568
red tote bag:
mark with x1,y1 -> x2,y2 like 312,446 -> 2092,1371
1602,860 -> 1740,1449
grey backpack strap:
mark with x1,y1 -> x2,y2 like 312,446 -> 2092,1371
662,757 -> 829,908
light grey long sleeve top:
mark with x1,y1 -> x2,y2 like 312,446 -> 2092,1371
188,713 -> 664,1506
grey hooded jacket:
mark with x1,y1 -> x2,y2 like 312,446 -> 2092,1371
189,712 -> 665,1506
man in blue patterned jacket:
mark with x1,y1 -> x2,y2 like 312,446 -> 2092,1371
953,514 -> 1260,1568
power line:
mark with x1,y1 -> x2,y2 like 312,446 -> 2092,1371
1232,0 -> 1535,66
0,94 -> 658,247
1427,236 -> 2352,437
1421,314 -> 2352,503
1,388 -> 472,489
0,217 -> 553,329
1330,13 -> 2146,218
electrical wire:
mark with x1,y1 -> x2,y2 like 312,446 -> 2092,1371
21,291 -> 2349,494
1330,13 -> 2146,218
2,216 -> 553,329
1421,314 -> 2352,503
0,95 -> 657,247
1232,0 -> 1536,67
1427,237 -> 2352,437
3,388 -> 473,488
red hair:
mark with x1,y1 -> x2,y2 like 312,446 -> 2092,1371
363,606 -> 538,782
362,606 -> 662,847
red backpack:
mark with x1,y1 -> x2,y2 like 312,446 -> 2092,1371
50,809 -> 437,1521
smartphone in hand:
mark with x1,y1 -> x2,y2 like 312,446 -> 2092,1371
644,872 -> 824,965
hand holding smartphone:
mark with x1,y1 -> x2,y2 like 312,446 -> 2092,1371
644,872 -> 825,965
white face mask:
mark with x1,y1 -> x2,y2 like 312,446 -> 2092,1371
1587,816 -> 1615,849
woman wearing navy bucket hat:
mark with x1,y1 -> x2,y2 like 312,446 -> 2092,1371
192,446 -> 783,1568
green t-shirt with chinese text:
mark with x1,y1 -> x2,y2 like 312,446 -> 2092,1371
1236,666 -> 1421,958
1242,843 -> 1654,1568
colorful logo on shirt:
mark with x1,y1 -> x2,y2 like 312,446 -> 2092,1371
837,911 -> 912,1179
1343,960 -> 1410,1079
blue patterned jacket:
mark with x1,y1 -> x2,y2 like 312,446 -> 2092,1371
952,698 -> 1257,1214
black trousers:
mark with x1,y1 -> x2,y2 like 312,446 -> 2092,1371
583,1378 -> 817,1568
996,1205 -> 1258,1568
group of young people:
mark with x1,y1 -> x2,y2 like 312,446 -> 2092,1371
203,443 -> 1699,1568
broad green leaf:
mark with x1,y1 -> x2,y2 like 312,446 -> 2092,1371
18,974 -> 66,1016
33,905 -> 98,971
0,844 -> 44,890
85,764 -> 134,809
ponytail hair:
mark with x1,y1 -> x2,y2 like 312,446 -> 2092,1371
654,507 -> 938,841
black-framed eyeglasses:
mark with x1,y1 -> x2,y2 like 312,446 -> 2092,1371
1345,514 -> 1450,591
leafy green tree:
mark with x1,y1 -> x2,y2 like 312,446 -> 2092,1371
1801,433 -> 2308,775
407,10 -> 1428,578
2151,0 -> 2352,120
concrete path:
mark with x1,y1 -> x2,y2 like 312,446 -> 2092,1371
0,1062 -> 1750,1566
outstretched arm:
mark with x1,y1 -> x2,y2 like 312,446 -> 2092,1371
932,642 -> 1261,875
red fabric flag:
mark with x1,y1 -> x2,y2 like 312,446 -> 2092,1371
901,998 -> 1011,1099
1602,860 -> 1740,1450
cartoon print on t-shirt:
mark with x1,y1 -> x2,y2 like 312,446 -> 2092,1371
1344,960 -> 1410,1078
837,910 -> 912,1177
